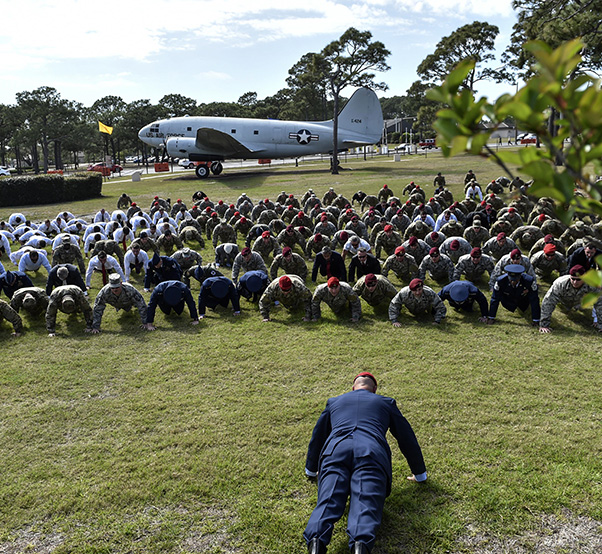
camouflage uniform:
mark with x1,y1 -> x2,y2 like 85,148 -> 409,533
0,298 -> 23,333
172,248 -> 203,272
269,252 -> 308,281
489,254 -> 537,289
440,237 -> 472,264
277,228 -> 307,252
234,218 -> 253,238
130,237 -> 159,257
530,250 -> 568,279
381,252 -> 418,282
311,282 -> 361,321
388,286 -> 447,323
212,222 -> 237,248
313,221 -> 337,238
418,254 -> 455,282
252,236 -> 282,259
540,218 -> 568,238
404,221 -> 431,241
179,225 -> 206,247
92,282 -> 148,329
258,275 -> 312,320
205,216 -> 221,239
258,209 -> 280,226
529,237 -> 566,257
52,243 -> 86,273
322,188 -> 337,206
453,253 -> 495,282
91,239 -> 125,266
438,220 -> 465,239
539,275 -> 602,328
463,225 -> 490,247
510,225 -> 545,251
231,252 -> 268,282
352,275 -> 398,307
10,286 -> 49,315
156,233 -> 183,255
306,235 -> 333,258
45,285 -> 93,333
482,236 -> 518,261
377,187 -> 394,203
374,230 -> 403,258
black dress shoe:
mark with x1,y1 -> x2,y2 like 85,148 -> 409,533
308,537 -> 327,554
350,542 -> 369,554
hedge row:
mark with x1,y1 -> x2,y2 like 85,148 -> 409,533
0,173 -> 103,207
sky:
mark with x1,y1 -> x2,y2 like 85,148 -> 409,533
1,0 -> 518,110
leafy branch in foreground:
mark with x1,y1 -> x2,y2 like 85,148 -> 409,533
427,38 -> 602,297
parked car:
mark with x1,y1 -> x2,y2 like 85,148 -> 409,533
178,159 -> 199,169
520,133 -> 537,144
0,166 -> 11,176
87,163 -> 123,173
394,143 -> 410,152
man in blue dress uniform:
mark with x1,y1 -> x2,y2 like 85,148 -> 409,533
304,372 -> 427,554
488,264 -> 541,325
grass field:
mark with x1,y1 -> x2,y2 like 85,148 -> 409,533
1,151 -> 601,553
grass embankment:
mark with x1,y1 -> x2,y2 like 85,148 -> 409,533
1,152 -> 600,553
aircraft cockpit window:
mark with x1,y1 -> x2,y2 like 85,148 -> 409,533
254,130 -> 259,135
231,129 -> 236,134
187,127 -> 192,131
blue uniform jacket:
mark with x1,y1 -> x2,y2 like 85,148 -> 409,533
144,256 -> 182,289
305,389 -> 426,496
439,280 -> 489,317
147,280 -> 198,322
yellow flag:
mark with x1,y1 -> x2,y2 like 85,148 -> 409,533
98,121 -> 113,135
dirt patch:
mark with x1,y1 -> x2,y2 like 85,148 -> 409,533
458,509 -> 602,553
0,528 -> 64,554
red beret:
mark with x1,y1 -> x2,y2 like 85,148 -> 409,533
430,232 -> 439,240
450,239 -> 460,250
261,231 -> 270,238
365,273 -> 377,284
543,244 -> 556,255
282,246 -> 292,256
539,214 -> 547,222
544,234 -> 554,242
354,372 -> 377,387
497,232 -> 506,240
327,276 -> 340,288
471,247 -> 482,258
279,275 -> 292,290
384,224 -> 393,232
570,264 -> 585,276
395,246 -> 405,255
510,248 -> 522,258
429,247 -> 439,256
409,278 -> 423,291
241,247 -> 251,256
408,236 -> 418,246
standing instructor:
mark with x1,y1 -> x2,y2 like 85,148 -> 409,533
304,372 -> 427,554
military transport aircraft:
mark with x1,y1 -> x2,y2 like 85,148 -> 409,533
138,87 -> 383,179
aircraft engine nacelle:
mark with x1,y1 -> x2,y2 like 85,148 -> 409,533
165,136 -> 222,162
165,137 -> 197,158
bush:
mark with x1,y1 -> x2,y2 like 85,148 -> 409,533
0,172 -> 102,207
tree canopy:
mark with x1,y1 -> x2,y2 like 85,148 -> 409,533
417,21 -> 504,92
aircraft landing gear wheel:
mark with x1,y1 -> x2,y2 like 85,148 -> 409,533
195,164 -> 210,179
210,162 -> 223,175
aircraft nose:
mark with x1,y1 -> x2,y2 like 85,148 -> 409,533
138,124 -> 150,142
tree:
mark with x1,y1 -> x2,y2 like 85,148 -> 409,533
503,0 -> 602,79
428,39 -> 602,300
286,52 -> 331,120
158,94 -> 197,118
320,27 -> 390,174
417,21 -> 506,92
15,87 -> 78,173
88,95 -> 126,162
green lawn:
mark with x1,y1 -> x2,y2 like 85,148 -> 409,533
1,152 -> 601,553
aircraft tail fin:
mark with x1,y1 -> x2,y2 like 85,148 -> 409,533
337,88 -> 383,143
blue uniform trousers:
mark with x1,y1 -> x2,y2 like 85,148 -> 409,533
304,436 -> 388,551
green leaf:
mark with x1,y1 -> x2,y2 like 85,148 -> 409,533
580,291 -> 601,309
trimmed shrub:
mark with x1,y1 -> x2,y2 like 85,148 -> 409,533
0,172 -> 102,207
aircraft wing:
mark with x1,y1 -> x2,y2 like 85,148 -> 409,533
196,128 -> 264,157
